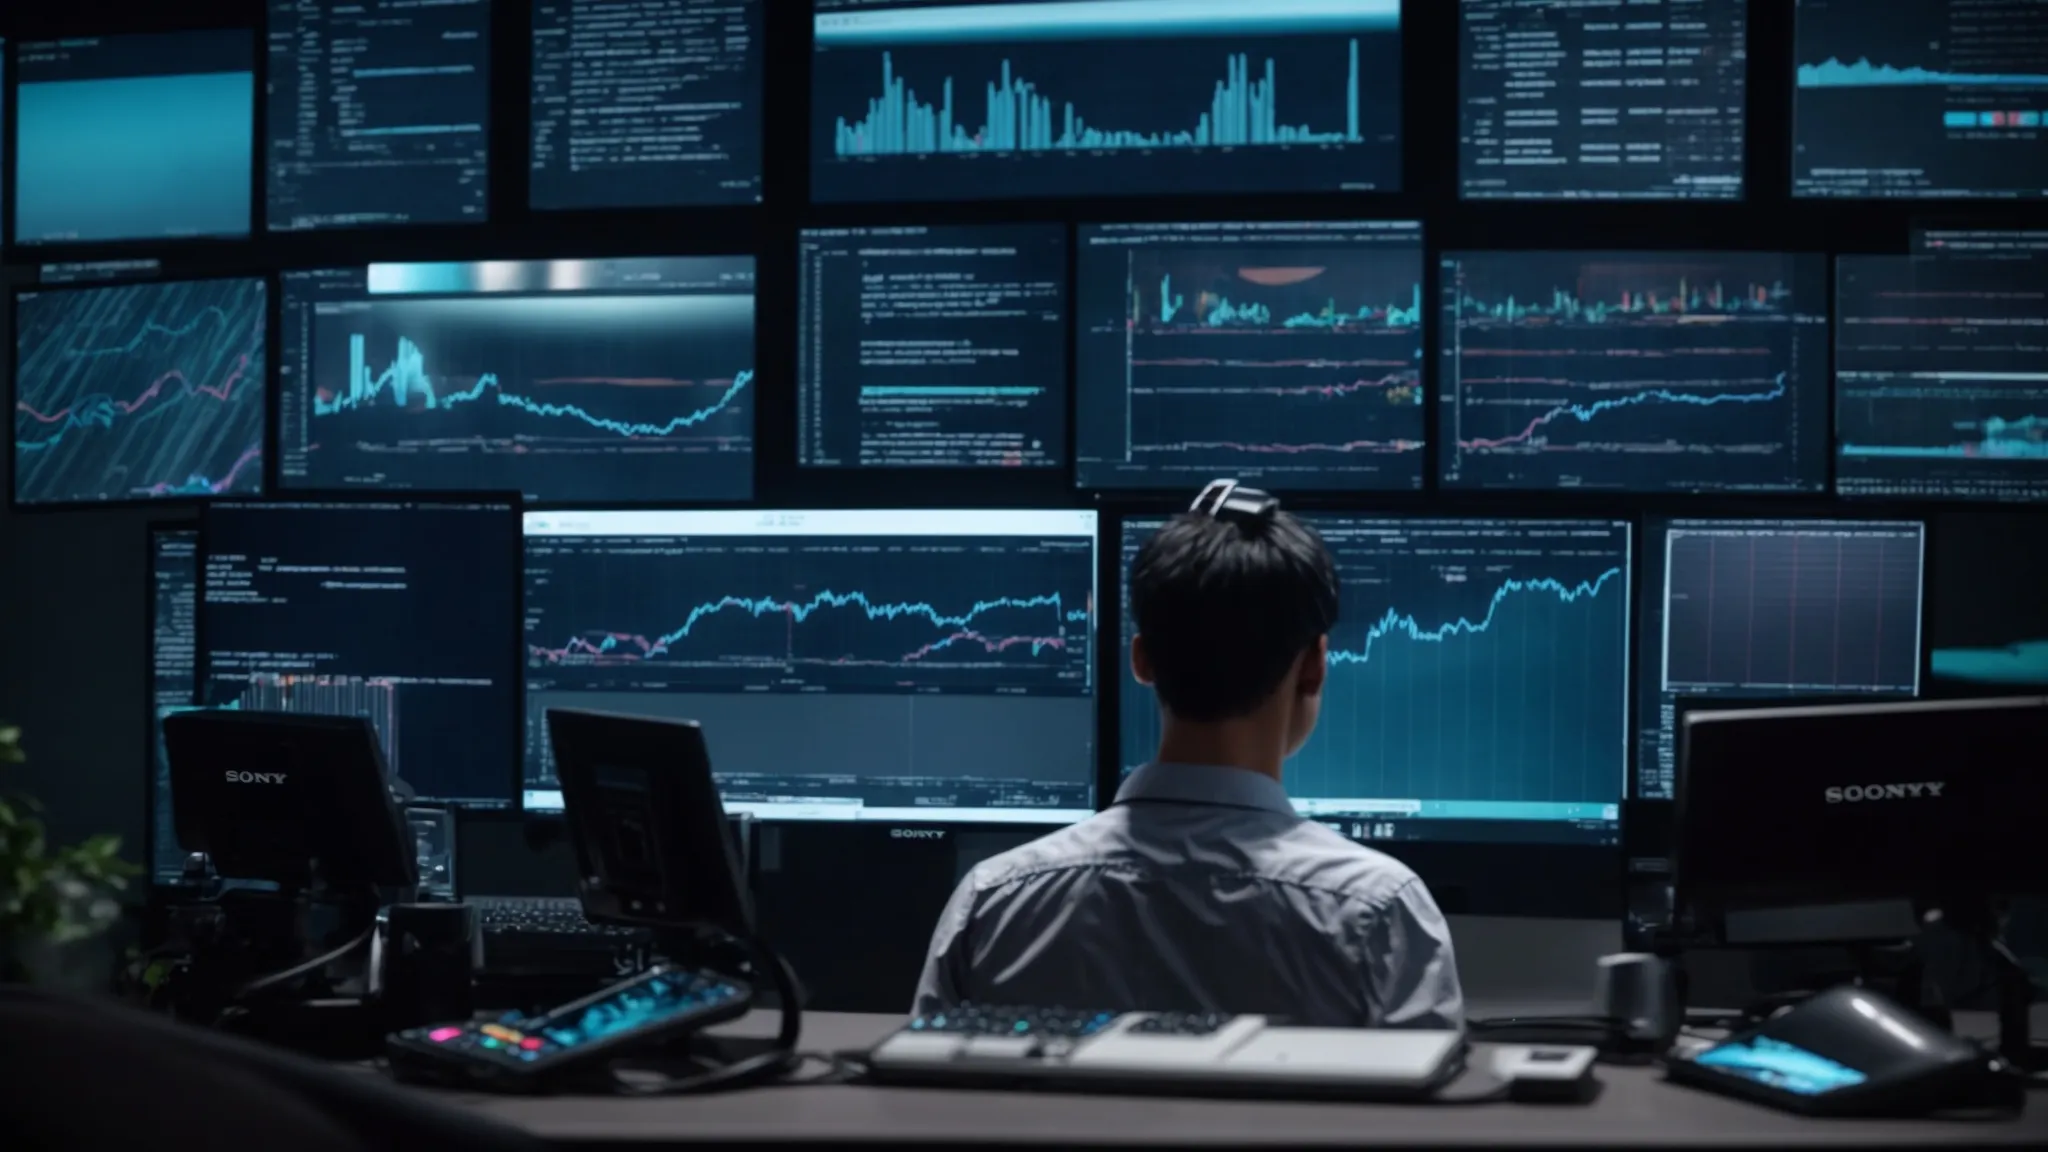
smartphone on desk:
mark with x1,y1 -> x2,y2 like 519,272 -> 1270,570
386,965 -> 752,1091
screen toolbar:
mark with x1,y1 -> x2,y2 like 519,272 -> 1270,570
1121,515 -> 1628,847
798,224 -> 1067,468
199,500 -> 523,810
1437,251 -> 1831,494
809,0 -> 1403,202
1459,0 -> 1748,202
521,507 -> 1098,821
1075,219 -> 1427,491
277,257 -> 756,503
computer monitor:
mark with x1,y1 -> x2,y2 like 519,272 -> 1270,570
1834,255 -> 2048,503
546,709 -> 754,938
797,225 -> 1067,469
1458,0 -> 1747,202
1675,697 -> 2048,925
12,277 -> 267,507
1929,512 -> 2048,691
520,507 -> 1098,822
275,257 -> 755,502
1075,219 -> 1426,492
265,0 -> 491,231
1792,0 -> 2048,200
1635,518 -> 1925,801
198,498 -> 522,810
1437,251 -> 1831,494
13,33 -> 255,244
531,0 -> 763,209
808,0 -> 1403,202
1119,514 -> 1629,849
164,710 -> 416,895
147,524 -> 201,887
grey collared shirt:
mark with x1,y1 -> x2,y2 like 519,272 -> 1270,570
914,762 -> 1464,1029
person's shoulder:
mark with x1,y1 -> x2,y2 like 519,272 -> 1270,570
959,811 -> 1124,893
1273,818 -> 1426,908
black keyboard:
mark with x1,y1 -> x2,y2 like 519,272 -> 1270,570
469,896 -> 642,937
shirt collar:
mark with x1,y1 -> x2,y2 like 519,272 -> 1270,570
1114,762 -> 1297,818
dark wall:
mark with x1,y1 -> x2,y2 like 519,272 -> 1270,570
0,0 -> 2036,911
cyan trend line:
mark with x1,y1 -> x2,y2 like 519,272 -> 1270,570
544,591 -> 1091,661
1330,568 -> 1624,668
1461,373 -> 1788,450
320,335 -> 752,438
1798,58 -> 2048,88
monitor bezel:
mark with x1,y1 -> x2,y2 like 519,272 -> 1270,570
194,490 -> 527,813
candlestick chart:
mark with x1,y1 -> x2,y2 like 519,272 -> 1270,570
809,8 -> 1402,202
1120,517 -> 1631,813
1438,252 -> 1830,494
1077,229 -> 1426,490
12,278 -> 266,505
286,292 -> 755,502
524,535 -> 1095,695
1835,255 -> 2048,502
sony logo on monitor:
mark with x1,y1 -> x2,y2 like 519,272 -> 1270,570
1824,782 -> 1945,804
225,771 -> 288,785
890,829 -> 946,840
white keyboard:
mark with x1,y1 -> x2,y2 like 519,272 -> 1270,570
869,1005 -> 1466,1099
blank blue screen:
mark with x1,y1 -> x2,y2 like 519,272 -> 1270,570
15,33 -> 254,244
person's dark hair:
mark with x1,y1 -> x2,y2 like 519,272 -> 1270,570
1129,505 -> 1340,721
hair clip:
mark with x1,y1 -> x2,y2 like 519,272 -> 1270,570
1190,479 -> 1280,524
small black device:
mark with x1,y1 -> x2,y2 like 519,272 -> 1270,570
405,805 -> 456,900
164,710 -> 415,896
377,903 -> 481,1032
1665,986 -> 2021,1117
387,966 -> 751,1090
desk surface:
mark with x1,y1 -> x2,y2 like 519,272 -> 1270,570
415,1010 -> 2048,1146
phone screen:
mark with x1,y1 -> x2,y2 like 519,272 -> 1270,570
535,971 -> 741,1052
1694,1034 -> 1867,1096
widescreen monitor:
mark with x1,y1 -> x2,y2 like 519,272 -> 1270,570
1834,255 -> 2048,503
14,33 -> 254,244
147,525 -> 200,886
1075,219 -> 1426,492
1458,0 -> 1748,202
12,277 -> 267,506
1792,0 -> 2048,200
809,0 -> 1403,202
1634,518 -> 1925,800
276,257 -> 756,503
521,508 -> 1099,822
198,499 -> 523,810
1437,251 -> 1831,494
266,0 -> 491,231
798,224 -> 1067,469
1929,512 -> 2048,691
1119,515 -> 1630,847
531,0 -> 763,209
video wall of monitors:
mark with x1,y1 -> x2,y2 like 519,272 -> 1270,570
1,3 -> 2042,894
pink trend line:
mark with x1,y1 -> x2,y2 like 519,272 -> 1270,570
139,442 -> 262,497
1140,439 -> 1424,455
15,355 -> 250,424
1130,358 -> 1408,368
529,377 -> 732,387
1253,374 -> 1413,398
901,631 -> 1065,662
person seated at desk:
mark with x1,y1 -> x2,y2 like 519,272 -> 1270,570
915,482 -> 1464,1029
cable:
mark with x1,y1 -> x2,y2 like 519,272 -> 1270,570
231,922 -> 375,1002
608,934 -> 805,1096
